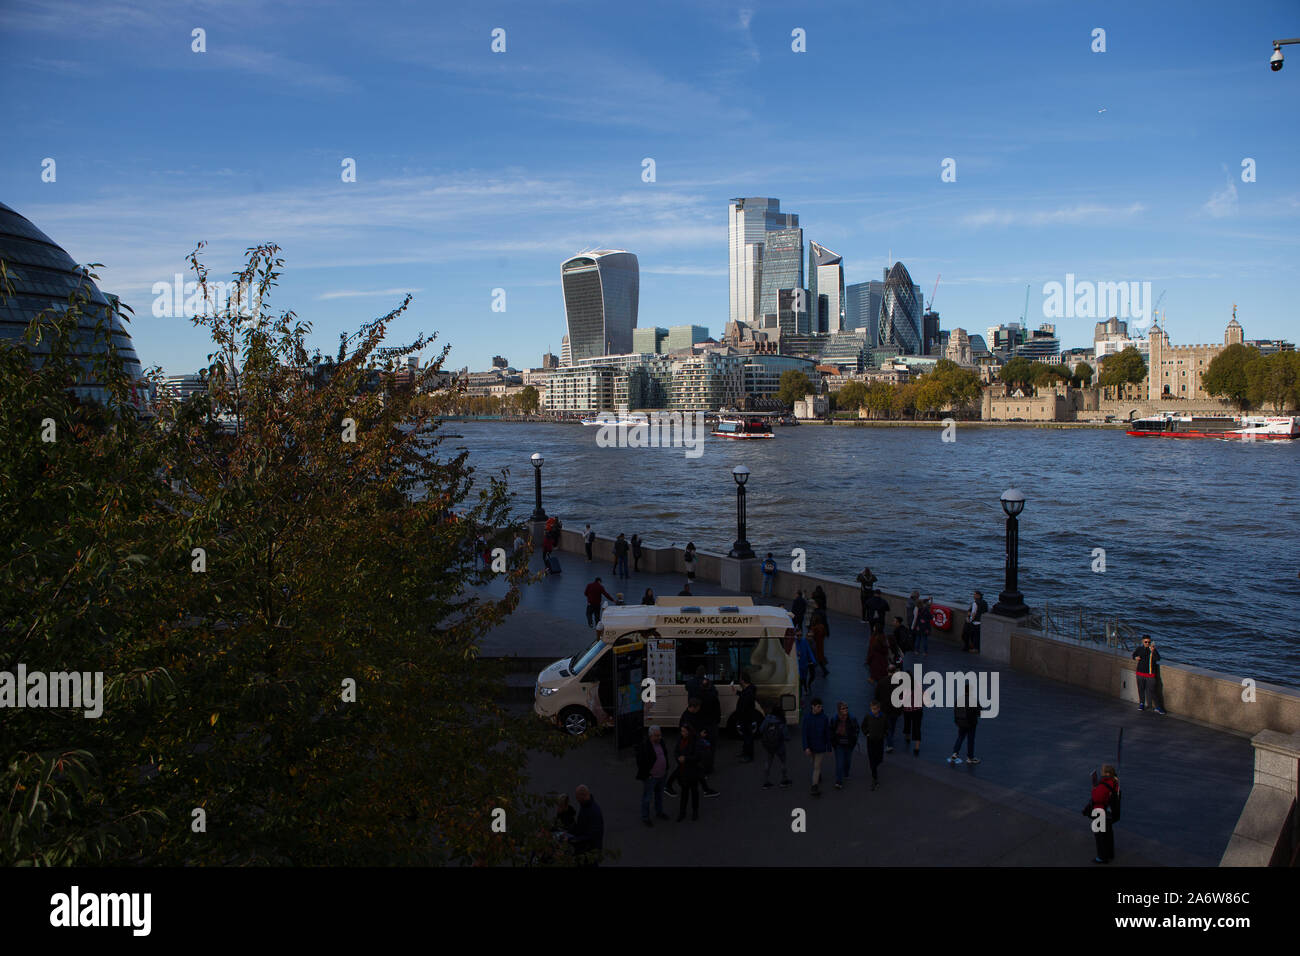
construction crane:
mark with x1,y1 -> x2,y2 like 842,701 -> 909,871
1021,284 -> 1031,325
1151,289 -> 1166,330
927,274 -> 941,312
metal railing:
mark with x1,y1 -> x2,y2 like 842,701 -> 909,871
1039,602 -> 1138,651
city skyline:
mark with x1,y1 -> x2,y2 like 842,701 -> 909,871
3,0 -> 1297,375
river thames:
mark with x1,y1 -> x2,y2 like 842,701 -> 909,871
449,421 -> 1300,688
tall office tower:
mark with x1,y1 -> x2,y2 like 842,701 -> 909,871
878,261 -> 923,354
777,288 -> 812,337
922,310 -> 941,355
728,198 -> 799,326
561,250 -> 639,363
845,281 -> 884,342
560,335 -> 571,366
808,242 -> 845,333
758,227 -> 804,324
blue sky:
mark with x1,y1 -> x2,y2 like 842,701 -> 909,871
3,0 -> 1298,374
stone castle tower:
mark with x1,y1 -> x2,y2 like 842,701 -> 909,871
1146,311 -> 1244,402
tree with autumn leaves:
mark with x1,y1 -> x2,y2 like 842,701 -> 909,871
1,245 -> 571,865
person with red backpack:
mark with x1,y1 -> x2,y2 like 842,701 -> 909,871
1085,764 -> 1121,863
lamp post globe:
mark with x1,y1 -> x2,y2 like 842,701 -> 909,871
992,488 -> 1028,618
530,453 -> 547,522
729,466 -> 755,559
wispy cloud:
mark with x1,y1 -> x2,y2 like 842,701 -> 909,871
961,203 -> 1148,228
317,288 -> 423,300
1202,169 -> 1238,219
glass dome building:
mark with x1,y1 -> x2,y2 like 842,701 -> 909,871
0,201 -> 145,406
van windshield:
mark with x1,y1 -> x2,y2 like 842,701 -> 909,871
569,637 -> 606,676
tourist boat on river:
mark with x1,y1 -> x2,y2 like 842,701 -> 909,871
1125,413 -> 1299,440
711,417 -> 775,439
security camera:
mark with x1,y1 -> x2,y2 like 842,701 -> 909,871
1271,46 -> 1284,71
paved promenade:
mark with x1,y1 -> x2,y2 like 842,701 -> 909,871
477,552 -> 1253,866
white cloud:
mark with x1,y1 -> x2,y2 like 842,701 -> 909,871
317,288 -> 423,300
961,203 -> 1148,228
1203,177 -> 1238,219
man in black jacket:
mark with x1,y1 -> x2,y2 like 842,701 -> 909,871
1132,635 -> 1166,714
735,671 -> 759,762
696,679 -> 722,796
564,785 -> 604,865
791,590 -> 808,636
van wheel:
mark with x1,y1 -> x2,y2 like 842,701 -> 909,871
559,707 -> 595,737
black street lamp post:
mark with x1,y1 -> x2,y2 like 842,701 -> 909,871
991,488 -> 1028,618
729,465 -> 755,559
530,452 -> 547,522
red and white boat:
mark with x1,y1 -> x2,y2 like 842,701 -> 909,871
1126,413 -> 1299,440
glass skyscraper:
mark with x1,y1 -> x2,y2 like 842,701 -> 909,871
728,198 -> 799,326
561,250 -> 639,363
878,261 -> 923,355
845,281 -> 884,341
758,227 -> 803,324
808,242 -> 845,333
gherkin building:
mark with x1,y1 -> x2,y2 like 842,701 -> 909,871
878,261 -> 923,355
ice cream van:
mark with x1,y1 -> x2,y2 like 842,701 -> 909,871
534,596 -> 800,736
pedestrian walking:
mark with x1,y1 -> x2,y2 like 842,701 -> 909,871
759,703 -> 793,789
584,576 -> 616,628
802,697 -> 832,797
613,533 -> 630,580
631,534 -> 643,572
948,701 -> 981,765
1132,635 -> 1166,714
905,589 -> 919,644
795,630 -> 817,695
791,589 -> 808,636
684,542 -> 697,580
674,724 -> 702,822
877,664 -> 902,752
897,668 -> 923,756
761,553 -> 777,599
696,678 -> 722,796
912,597 -> 933,658
641,587 -> 656,605
865,630 -> 889,699
735,671 -> 758,762
862,698 -> 887,789
892,615 -> 913,655
963,590 -> 987,653
808,614 -> 829,677
635,726 -> 672,826
830,701 -> 859,789
868,589 -> 890,634
856,566 -> 877,622
811,584 -> 828,618
1085,764 -> 1121,863
583,524 -> 595,562
562,785 -> 604,866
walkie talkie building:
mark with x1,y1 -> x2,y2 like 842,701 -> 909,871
561,250 -> 639,364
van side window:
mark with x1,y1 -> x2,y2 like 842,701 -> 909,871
674,638 -> 759,684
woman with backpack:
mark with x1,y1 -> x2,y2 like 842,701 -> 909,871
829,701 -> 860,789
1086,764 -> 1121,863
758,703 -> 792,789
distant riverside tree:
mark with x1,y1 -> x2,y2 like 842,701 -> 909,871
1,244 -> 566,866
998,356 -> 1034,389
834,379 -> 867,411
1073,361 -> 1094,387
1097,346 -> 1147,389
518,384 -> 540,414
778,369 -> 814,407
1202,343 -> 1261,411
864,380 -> 893,420
1248,351 -> 1300,410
